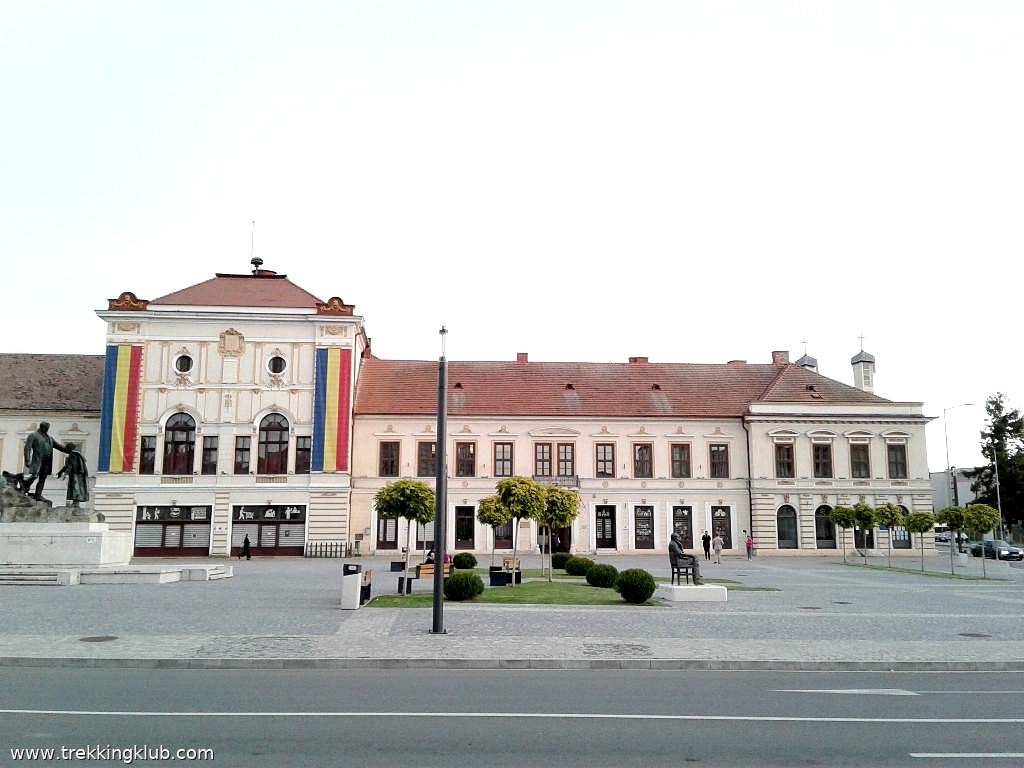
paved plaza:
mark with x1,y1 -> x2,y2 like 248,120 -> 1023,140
1,551 -> 1022,670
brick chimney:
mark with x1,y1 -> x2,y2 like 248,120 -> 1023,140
516,352 -> 528,363
628,356 -> 649,364
772,350 -> 790,366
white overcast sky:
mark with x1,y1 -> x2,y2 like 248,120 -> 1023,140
2,1 -> 1021,472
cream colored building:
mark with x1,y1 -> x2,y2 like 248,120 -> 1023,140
1,266 -> 934,558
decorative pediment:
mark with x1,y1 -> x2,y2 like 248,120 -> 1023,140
806,429 -> 837,441
316,297 -> 355,316
528,427 -> 582,438
218,328 -> 245,357
768,429 -> 799,441
108,291 -> 148,311
843,429 -> 875,438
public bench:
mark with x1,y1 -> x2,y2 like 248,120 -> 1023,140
397,562 -> 452,594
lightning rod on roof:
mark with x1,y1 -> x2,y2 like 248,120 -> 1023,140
439,325 -> 447,358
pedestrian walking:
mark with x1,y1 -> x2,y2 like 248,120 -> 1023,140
712,532 -> 724,564
744,531 -> 753,560
701,530 -> 712,560
239,534 -> 252,561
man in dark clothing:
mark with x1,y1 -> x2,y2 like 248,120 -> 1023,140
701,530 -> 712,560
669,532 -> 704,585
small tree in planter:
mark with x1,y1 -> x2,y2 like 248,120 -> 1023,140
852,502 -> 877,564
903,511 -> 935,572
874,503 -> 905,569
935,506 -> 966,575
964,503 -> 1002,578
496,476 -> 546,588
374,479 -> 436,573
477,494 -> 512,569
830,505 -> 856,563
535,486 -> 580,582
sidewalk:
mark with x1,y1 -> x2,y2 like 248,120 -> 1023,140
2,553 -> 1022,671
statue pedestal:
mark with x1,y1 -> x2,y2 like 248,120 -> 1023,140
656,584 -> 728,602
0,523 -> 132,567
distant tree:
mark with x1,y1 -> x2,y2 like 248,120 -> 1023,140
830,506 -> 856,563
535,486 -> 581,582
374,479 -> 435,572
496,476 -> 546,588
903,511 -> 935,573
964,503 -> 1002,578
852,503 -> 877,564
874,503 -> 905,569
477,494 -> 512,569
964,394 -> 1024,530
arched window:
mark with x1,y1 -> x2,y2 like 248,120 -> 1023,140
815,505 -> 836,549
892,505 -> 912,549
777,505 -> 798,549
163,413 -> 196,475
258,414 -> 289,475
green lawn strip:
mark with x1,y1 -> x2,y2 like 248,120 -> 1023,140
836,561 -> 1005,581
368,580 -> 657,607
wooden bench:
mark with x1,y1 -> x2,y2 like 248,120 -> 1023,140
415,563 -> 452,579
502,557 -> 521,572
671,563 -> 695,585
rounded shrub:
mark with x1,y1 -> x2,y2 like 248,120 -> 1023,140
452,552 -> 477,570
443,572 -> 484,601
551,552 -> 571,570
615,568 -> 657,604
586,563 -> 619,588
564,556 -> 595,576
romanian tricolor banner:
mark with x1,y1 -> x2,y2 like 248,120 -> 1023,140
98,344 -> 143,473
312,347 -> 353,472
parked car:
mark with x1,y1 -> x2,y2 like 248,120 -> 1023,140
934,530 -> 951,543
969,540 -> 1024,561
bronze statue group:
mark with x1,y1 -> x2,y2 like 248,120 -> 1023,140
4,422 -> 89,509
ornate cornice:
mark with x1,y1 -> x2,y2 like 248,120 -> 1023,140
107,291 -> 149,311
316,297 -> 355,316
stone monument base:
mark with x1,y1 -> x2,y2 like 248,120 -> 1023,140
0,523 -> 132,567
656,584 -> 728,602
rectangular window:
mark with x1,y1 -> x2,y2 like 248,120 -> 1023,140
670,444 -> 691,478
775,444 -> 795,478
379,441 -> 400,477
850,443 -> 870,479
417,442 -> 436,477
633,443 -> 653,478
709,444 -> 729,478
201,436 -> 218,475
595,443 -> 615,478
139,436 -> 156,475
813,444 -> 833,478
557,443 -> 575,477
455,506 -> 475,550
234,436 -> 251,474
455,442 -> 476,477
493,442 -> 513,477
887,444 -> 908,479
534,443 -> 552,477
295,436 -> 311,475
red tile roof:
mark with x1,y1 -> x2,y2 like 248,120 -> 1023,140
150,271 -> 324,308
0,354 -> 106,412
354,359 -> 890,418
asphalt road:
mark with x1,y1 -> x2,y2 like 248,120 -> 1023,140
2,669 -> 1022,767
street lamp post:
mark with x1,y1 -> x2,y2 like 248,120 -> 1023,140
943,403 -> 973,572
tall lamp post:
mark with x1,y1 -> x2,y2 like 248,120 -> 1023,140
943,403 -> 973,571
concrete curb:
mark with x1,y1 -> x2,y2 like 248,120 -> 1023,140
3,656 -> 1024,672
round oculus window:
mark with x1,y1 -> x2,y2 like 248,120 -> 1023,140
174,355 -> 194,374
268,355 -> 287,374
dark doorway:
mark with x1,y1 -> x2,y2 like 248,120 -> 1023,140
595,505 -> 617,549
855,527 -> 876,549
455,506 -> 475,550
711,505 -> 732,549
493,522 -> 512,549
777,505 -> 798,549
633,505 -> 654,549
815,505 -> 836,549
377,517 -> 398,550
672,506 -> 693,549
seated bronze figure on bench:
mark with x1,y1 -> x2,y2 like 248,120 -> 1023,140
668,532 -> 704,585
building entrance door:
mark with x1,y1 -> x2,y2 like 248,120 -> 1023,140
595,505 -> 616,549
711,505 -> 733,549
633,505 -> 654,549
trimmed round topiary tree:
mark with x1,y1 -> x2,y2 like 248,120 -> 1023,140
564,556 -> 595,576
615,568 -> 657,604
452,552 -> 477,570
443,572 -> 484,601
551,552 -> 571,570
586,563 -> 618,588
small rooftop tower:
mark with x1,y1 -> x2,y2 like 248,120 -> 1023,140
251,256 -> 264,274
851,347 -> 876,393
